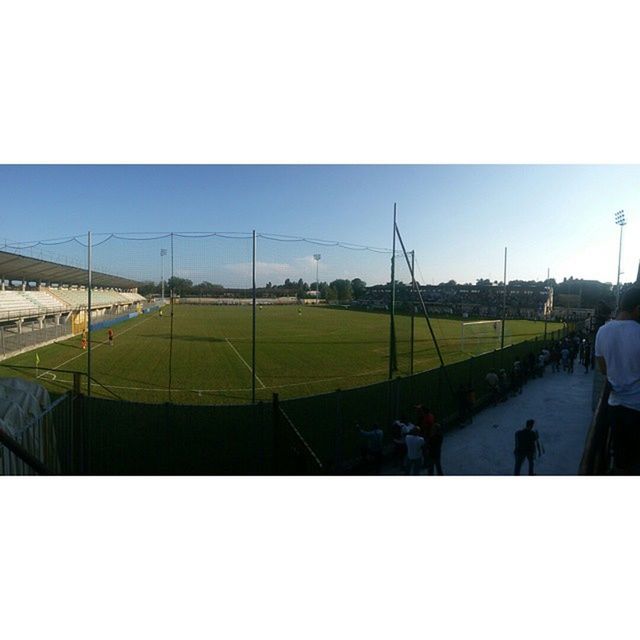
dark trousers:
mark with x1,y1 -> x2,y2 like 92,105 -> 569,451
611,405 -> 640,473
514,452 -> 534,475
426,455 -> 443,475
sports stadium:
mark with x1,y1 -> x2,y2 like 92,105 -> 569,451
0,229 -> 583,475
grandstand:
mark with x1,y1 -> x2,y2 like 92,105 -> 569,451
0,249 -> 145,360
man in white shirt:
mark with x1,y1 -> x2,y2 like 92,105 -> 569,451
405,427 -> 425,475
595,287 -> 640,473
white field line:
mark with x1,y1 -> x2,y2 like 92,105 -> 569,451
224,338 -> 266,388
36,314 -> 154,380
63,365 -> 392,394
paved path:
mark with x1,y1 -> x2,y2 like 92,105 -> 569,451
386,366 -> 595,475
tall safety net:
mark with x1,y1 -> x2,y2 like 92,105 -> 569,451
0,231 -> 557,407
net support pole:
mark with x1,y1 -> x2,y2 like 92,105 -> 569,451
410,249 -> 415,375
87,230 -> 92,398
252,229 -> 257,404
168,232 -> 174,402
394,223 -> 446,369
388,203 -> 397,380
500,247 -> 507,350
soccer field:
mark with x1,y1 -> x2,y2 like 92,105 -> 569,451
0,305 -> 562,404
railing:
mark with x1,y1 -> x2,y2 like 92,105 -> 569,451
579,381 -> 612,475
0,393 -> 74,475
0,304 -> 69,322
0,427 -> 51,474
0,322 -> 72,359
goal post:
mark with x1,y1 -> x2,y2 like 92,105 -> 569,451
460,320 -> 503,355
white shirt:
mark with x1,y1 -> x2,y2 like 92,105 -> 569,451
401,422 -> 416,437
405,434 -> 424,460
595,319 -> 640,410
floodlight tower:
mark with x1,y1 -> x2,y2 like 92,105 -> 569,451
313,254 -> 321,304
614,210 -> 626,311
160,248 -> 168,302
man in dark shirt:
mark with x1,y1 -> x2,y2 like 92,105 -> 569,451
514,419 -> 541,475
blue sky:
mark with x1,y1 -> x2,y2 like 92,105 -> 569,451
0,165 -> 638,287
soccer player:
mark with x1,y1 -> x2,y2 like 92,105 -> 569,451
159,308 -> 163,317
108,328 -> 114,347
298,307 -> 302,316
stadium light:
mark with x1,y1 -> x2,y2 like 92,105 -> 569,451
160,248 -> 168,302
614,210 -> 626,311
313,254 -> 321,304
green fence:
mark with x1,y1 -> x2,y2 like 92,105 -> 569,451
1,325 -> 574,474
77,397 -> 273,474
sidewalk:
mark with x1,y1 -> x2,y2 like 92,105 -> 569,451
386,366 -> 595,475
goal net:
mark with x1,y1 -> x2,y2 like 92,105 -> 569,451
460,320 -> 502,355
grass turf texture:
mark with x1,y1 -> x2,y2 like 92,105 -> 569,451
0,305 -> 562,405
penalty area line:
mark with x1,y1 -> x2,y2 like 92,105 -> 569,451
224,338 -> 266,388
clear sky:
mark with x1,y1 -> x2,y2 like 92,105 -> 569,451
0,165 -> 638,288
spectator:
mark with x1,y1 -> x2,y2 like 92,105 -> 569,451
595,287 -> 640,473
514,419 -> 541,475
359,422 -> 384,473
567,346 -> 575,374
415,404 -> 435,436
405,427 -> 425,475
392,415 -> 411,469
583,341 -> 592,373
425,422 -> 444,475
512,358 -> 523,395
561,345 -> 570,371
537,352 -> 546,377
526,352 -> 536,380
498,369 -> 509,401
486,369 -> 500,405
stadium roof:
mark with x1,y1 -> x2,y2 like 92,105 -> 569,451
0,250 -> 140,289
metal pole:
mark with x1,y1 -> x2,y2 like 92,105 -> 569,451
314,254 -> 321,304
168,233 -> 174,401
388,203 -> 397,379
616,222 -> 624,311
500,246 -> 507,350
252,230 -> 257,404
87,231 -> 92,398
161,250 -> 165,302
410,250 -> 415,375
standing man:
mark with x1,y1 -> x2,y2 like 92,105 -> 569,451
514,419 -> 541,475
595,287 -> 640,473
583,340 -> 592,374
108,328 -> 114,347
425,423 -> 444,475
405,427 -> 425,475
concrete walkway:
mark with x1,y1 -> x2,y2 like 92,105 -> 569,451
387,366 -> 595,475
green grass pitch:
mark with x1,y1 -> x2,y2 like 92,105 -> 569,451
0,305 -> 562,404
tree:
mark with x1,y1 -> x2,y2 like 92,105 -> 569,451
330,279 -> 353,302
351,278 -> 367,299
296,278 -> 308,300
167,277 -> 193,295
325,286 -> 338,302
